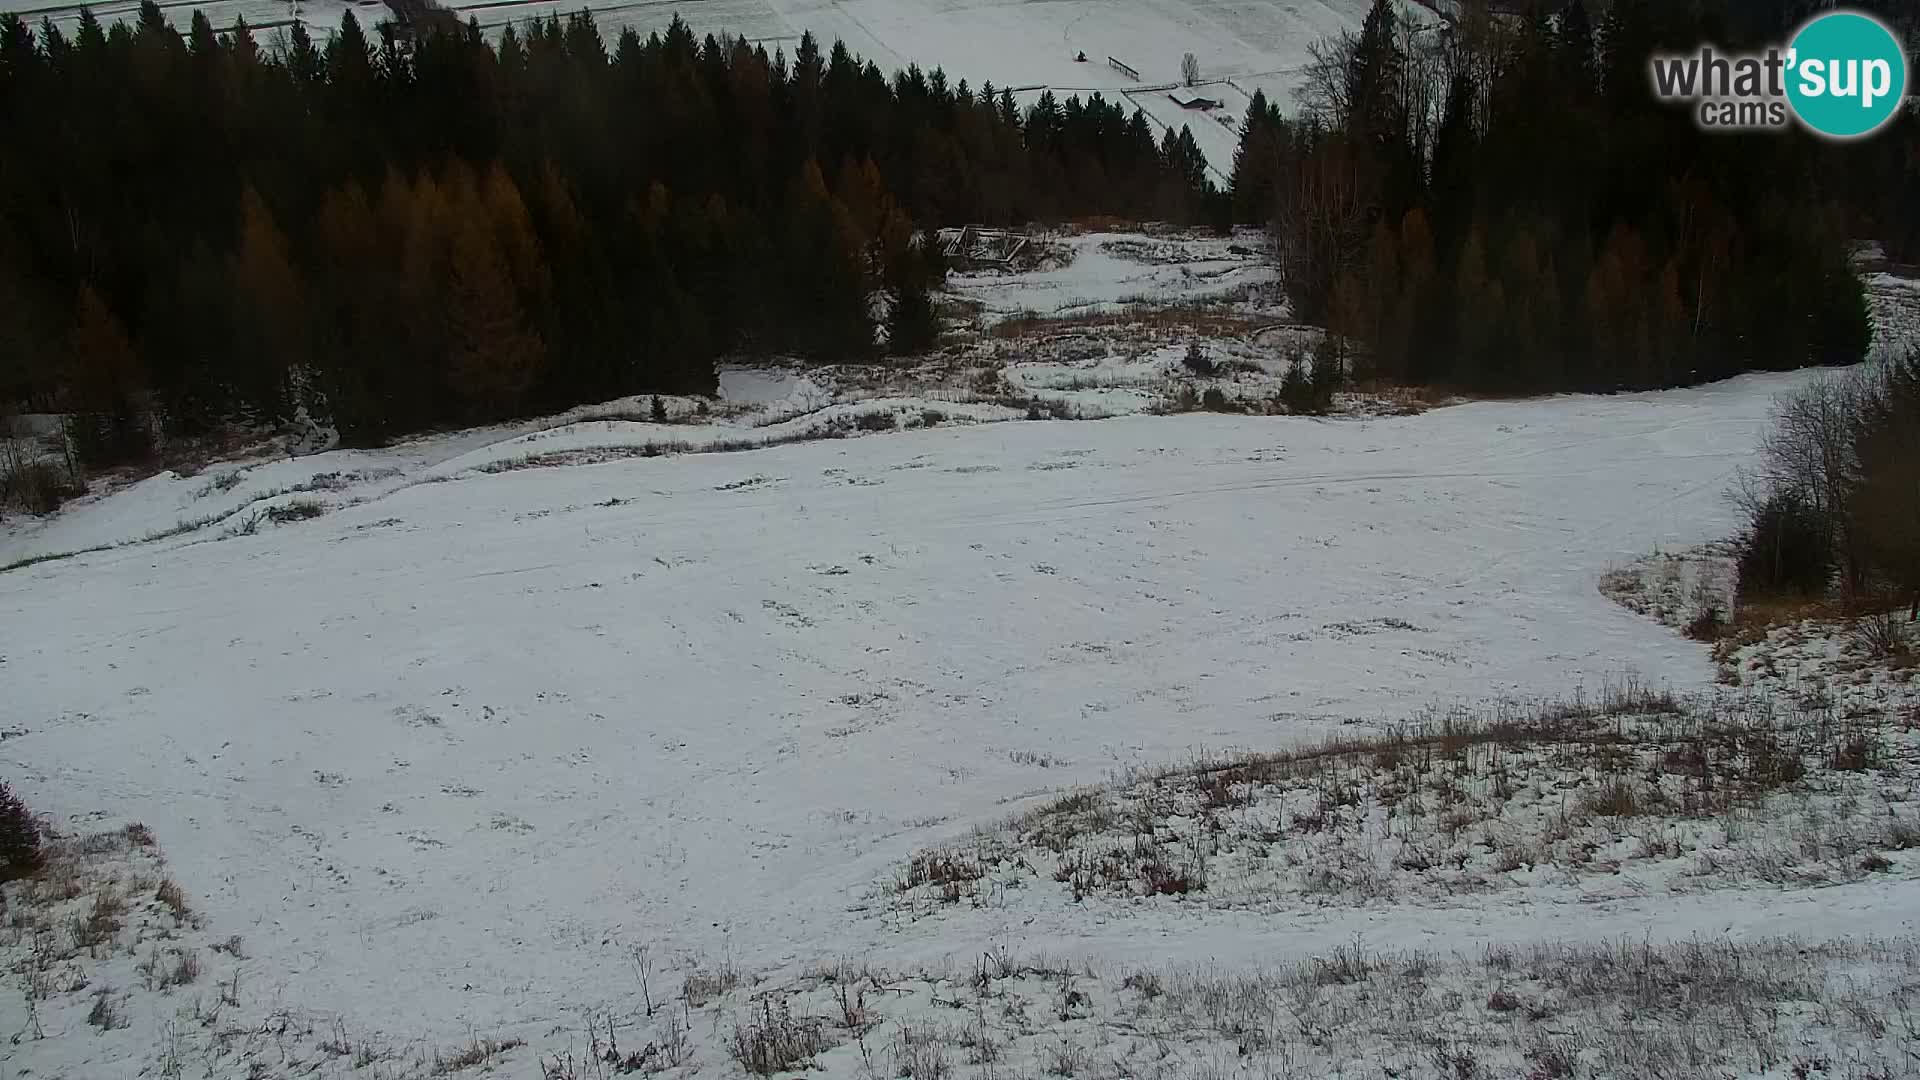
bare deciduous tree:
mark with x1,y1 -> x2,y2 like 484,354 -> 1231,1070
1735,350 -> 1920,613
1271,140 -> 1370,322
1181,52 -> 1200,87
1739,373 -> 1867,592
1297,36 -> 1354,128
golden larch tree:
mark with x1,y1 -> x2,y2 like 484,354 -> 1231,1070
445,213 -> 544,418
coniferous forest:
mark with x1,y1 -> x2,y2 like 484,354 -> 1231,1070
0,5 -> 1218,452
1231,0 -> 1917,394
0,0 -> 1915,461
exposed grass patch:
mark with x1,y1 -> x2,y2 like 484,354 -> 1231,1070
69,888 -> 125,951
155,877 -> 191,922
158,947 -> 201,988
988,304 -> 1264,341
671,936 -> 1920,1080
85,986 -> 123,1030
684,962 -> 745,1008
730,997 -> 828,1076
264,498 -> 327,524
193,469 -> 245,497
2,459 -> 86,514
893,681 -> 1917,911
432,1033 -> 526,1074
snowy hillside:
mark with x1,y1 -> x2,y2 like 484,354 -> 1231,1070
1,0 -> 1408,126
10,365 -> 1904,1077
6,217 -> 1920,1077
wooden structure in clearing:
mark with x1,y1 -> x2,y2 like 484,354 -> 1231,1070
936,227 -> 1033,271
383,0 -> 460,38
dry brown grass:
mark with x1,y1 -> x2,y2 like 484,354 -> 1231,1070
1136,679 -> 1682,799
431,1034 -> 526,1074
1360,386 -> 1447,414
85,987 -> 123,1030
1713,596 -> 1920,679
69,888 -> 124,951
155,877 -> 191,922
685,963 -> 746,1008
730,997 -> 829,1077
987,305 -> 1266,341
159,948 -> 201,988
1720,596 -> 1856,646
894,679 -> 1915,910
1058,216 -> 1174,235
648,936 -> 1920,1080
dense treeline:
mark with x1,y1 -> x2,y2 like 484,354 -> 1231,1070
1230,0 -> 1919,395
0,5 -> 1218,451
1736,347 -> 1920,624
3,0 -> 1918,473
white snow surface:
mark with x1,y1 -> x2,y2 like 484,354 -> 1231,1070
5,368 -> 1892,1072
0,380 -> 1005,567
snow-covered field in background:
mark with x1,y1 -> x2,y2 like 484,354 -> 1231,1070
948,230 -> 1277,322
1,0 -> 1400,142
11,369 -> 1911,1078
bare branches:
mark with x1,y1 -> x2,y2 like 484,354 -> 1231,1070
1737,352 -> 1920,608
1296,35 -> 1354,130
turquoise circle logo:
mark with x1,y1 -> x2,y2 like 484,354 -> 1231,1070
1786,11 -> 1908,139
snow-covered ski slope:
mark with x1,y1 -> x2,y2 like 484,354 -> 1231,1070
3,0 -> 1403,170
0,371 -> 1842,1054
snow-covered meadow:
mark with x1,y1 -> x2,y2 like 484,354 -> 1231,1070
6,220 -> 1920,1075
12,362 -> 1916,1077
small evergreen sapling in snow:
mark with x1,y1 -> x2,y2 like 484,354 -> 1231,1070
0,782 -> 43,882
1280,352 -> 1312,413
1182,341 -> 1214,376
650,395 -> 668,423
1279,345 -> 1339,415
1311,334 -> 1344,404
886,232 -> 944,356
887,283 -> 938,355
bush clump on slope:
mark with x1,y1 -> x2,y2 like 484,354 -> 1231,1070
0,782 -> 43,882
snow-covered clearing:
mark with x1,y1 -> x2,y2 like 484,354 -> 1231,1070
946,230 -> 1278,324
11,368 -> 1919,1078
